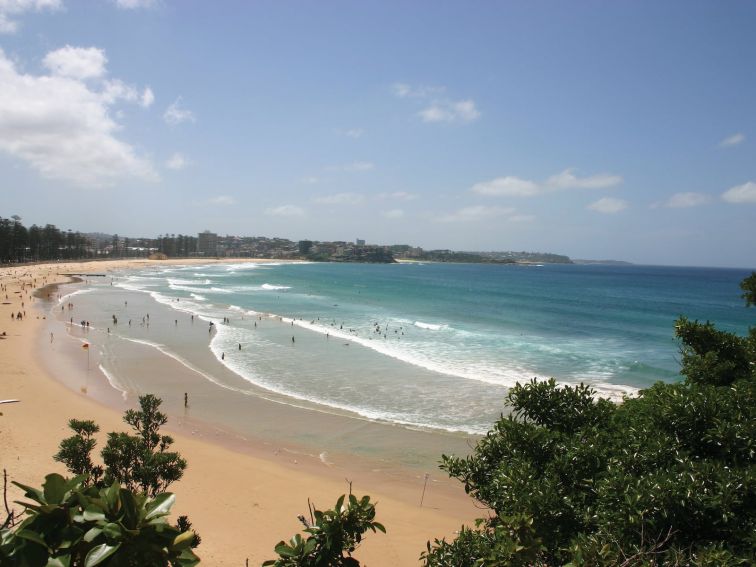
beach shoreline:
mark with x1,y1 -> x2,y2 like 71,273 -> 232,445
0,259 -> 481,566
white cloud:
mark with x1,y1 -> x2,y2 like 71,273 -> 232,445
471,176 -> 540,197
662,192 -> 709,208
140,86 -> 154,108
0,47 -> 156,186
0,0 -> 60,34
338,128 -> 363,139
43,45 -> 107,80
391,83 -> 444,98
265,204 -> 306,217
382,209 -> 405,219
325,161 -> 374,172
300,176 -> 319,184
313,192 -> 365,205
208,195 -> 235,205
163,97 -> 195,125
721,181 -> 756,204
419,99 -> 480,123
508,214 -> 536,223
101,79 -> 140,104
113,0 -> 155,8
545,168 -> 622,190
472,168 -> 623,198
587,197 -> 628,214
436,205 -> 515,223
377,191 -> 417,201
165,152 -> 188,170
719,133 -> 745,148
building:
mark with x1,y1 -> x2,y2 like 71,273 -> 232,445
356,238 -> 366,246
197,231 -> 218,256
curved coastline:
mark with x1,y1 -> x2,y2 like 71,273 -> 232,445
1,259 -> 479,567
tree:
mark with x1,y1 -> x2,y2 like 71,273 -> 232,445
425,273 -> 756,566
55,395 -> 187,497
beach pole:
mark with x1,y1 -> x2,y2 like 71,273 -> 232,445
420,473 -> 429,507
82,342 -> 90,370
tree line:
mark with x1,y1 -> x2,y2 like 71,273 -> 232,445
0,215 -> 93,263
0,215 -> 201,263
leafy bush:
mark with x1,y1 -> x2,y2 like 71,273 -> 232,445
0,473 -> 198,566
264,492 -> 385,566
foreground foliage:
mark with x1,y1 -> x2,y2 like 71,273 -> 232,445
264,493 -> 385,566
0,473 -> 199,566
424,272 -> 756,566
55,394 -> 187,497
1,395 -> 199,565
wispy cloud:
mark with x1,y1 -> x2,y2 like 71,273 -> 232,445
208,195 -> 235,206
165,152 -> 189,170
719,133 -> 745,148
382,209 -> 405,219
587,197 -> 628,214
377,191 -> 417,201
265,204 -> 306,217
722,181 -> 756,203
313,192 -> 365,205
470,176 -> 540,197
391,83 -> 445,98
113,0 -> 156,9
335,128 -> 364,139
163,97 -> 195,126
655,192 -> 709,208
300,176 -> 319,184
545,168 -> 622,190
419,99 -> 480,124
0,46 -> 156,186
140,86 -> 154,108
393,82 -> 479,124
508,214 -> 536,223
325,161 -> 374,172
471,168 -> 622,197
435,205 -> 516,223
0,0 -> 61,34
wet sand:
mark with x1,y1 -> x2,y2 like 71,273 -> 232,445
0,259 -> 481,566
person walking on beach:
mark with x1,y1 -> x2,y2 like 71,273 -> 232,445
291,336 -> 295,344
184,392 -> 188,408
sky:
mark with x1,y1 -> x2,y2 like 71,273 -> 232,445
1,1 -> 755,268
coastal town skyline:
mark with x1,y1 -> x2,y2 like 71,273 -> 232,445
1,2 -> 755,268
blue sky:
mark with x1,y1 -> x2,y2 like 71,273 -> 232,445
1,1 -> 754,267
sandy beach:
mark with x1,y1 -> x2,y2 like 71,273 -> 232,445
0,259 -> 480,566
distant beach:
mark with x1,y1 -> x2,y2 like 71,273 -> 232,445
0,259 -> 479,567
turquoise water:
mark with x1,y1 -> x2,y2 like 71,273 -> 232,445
99,262 -> 753,434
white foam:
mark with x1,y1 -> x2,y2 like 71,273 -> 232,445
167,278 -> 213,285
261,283 -> 291,291
59,288 -> 95,302
414,321 -> 448,331
210,287 -> 232,294
98,364 -> 129,399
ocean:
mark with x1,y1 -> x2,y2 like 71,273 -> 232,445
59,262 -> 753,437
